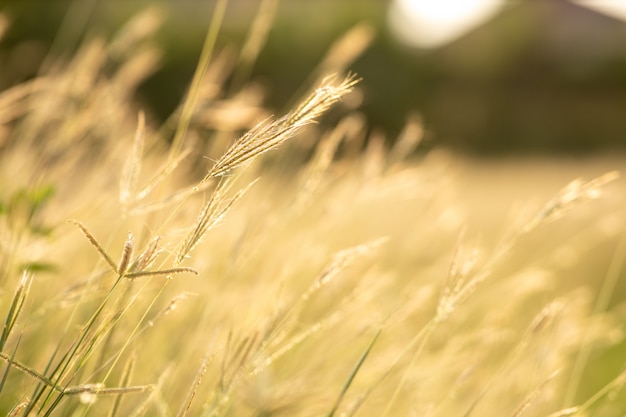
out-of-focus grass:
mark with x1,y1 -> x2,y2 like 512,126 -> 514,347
1,4 -> 625,417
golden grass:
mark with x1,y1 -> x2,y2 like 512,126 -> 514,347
1,5 -> 625,417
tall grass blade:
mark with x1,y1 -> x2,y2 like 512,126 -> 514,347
1,272 -> 32,351
326,329 -> 381,417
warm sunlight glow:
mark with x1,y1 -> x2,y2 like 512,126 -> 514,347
388,0 -> 504,49
574,0 -> 626,21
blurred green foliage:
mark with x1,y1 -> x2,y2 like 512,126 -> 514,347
2,0 -> 626,154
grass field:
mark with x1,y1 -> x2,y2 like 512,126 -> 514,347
1,5 -> 625,417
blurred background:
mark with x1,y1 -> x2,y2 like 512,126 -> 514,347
1,0 -> 626,155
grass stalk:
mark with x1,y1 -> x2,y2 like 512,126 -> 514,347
326,329 -> 381,417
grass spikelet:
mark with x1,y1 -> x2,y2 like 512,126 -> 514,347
176,349 -> 213,417
124,267 -> 198,279
118,232 -> 134,276
1,271 -> 33,351
175,177 -> 258,265
527,170 -> 620,231
205,74 -> 359,180
129,235 -> 161,273
0,351 -> 56,387
510,371 -> 560,417
302,237 -> 388,302
7,401 -> 28,417
120,112 -> 146,207
527,300 -> 561,337
297,114 -> 364,207
436,237 -> 481,323
68,220 -> 118,273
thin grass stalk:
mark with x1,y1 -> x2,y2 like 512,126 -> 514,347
107,355 -> 135,417
85,293 -> 191,385
460,303 -> 561,417
25,330 -> 76,415
33,274 -> 126,415
253,300 -> 356,376
326,329 -> 381,417
168,0 -> 228,162
93,276 -> 173,399
0,336 -> 21,392
132,147 -> 193,208
94,282 -> 136,379
510,371 -> 560,417
229,0 -> 277,92
120,112 -> 145,208
26,221 -> 133,413
380,319 -> 437,417
243,244 -> 382,382
562,229 -> 626,406
176,346 -> 215,417
85,275 -> 195,404
571,369 -> 626,415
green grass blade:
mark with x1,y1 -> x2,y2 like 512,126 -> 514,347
326,329 -> 381,417
1,272 -> 32,352
0,334 -> 22,392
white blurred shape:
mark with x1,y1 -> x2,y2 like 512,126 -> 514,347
388,0 -> 504,49
574,0 -> 626,21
